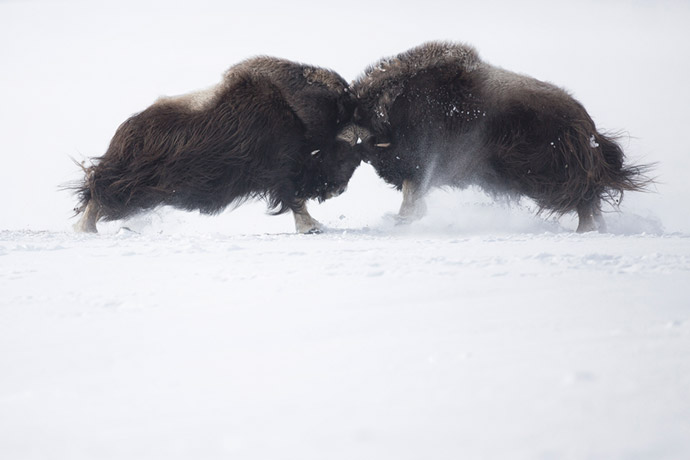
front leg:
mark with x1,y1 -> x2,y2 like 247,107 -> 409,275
73,200 -> 100,233
397,179 -> 427,223
292,200 -> 323,234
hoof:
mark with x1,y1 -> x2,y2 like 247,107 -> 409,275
73,219 -> 98,233
576,218 -> 607,233
576,205 -> 607,233
576,221 -> 597,233
295,220 -> 324,234
394,214 -> 416,226
394,209 -> 425,225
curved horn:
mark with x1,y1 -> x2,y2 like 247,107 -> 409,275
336,124 -> 358,146
336,124 -> 372,147
356,125 -> 372,143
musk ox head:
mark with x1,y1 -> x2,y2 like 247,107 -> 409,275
295,90 -> 364,202
305,139 -> 363,202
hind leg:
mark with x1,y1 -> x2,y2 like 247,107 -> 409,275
397,179 -> 428,223
292,200 -> 323,234
576,201 -> 606,233
74,200 -> 100,233
593,206 -> 607,233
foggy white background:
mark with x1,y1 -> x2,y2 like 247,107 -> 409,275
2,1 -> 690,460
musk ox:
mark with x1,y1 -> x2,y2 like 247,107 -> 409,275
73,57 -> 362,234
347,41 -> 652,232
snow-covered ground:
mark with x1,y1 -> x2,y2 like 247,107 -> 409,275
2,228 -> 690,459
2,0 -> 690,459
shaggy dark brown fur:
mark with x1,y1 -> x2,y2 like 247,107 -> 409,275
348,41 -> 652,232
73,57 -> 361,233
